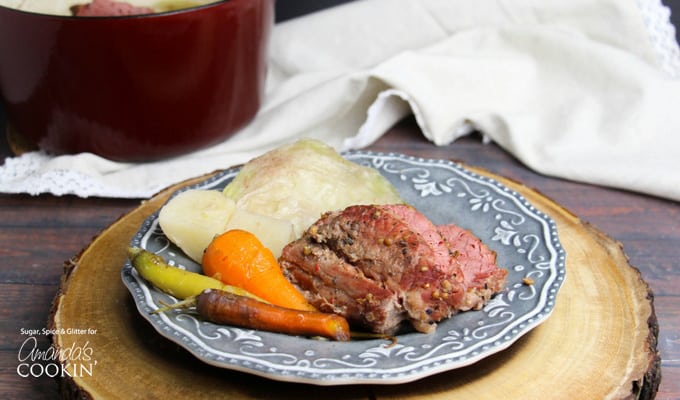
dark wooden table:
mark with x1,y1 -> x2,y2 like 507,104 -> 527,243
1,117 -> 679,399
2,2 -> 680,398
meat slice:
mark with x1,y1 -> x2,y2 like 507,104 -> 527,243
71,0 -> 154,16
279,204 -> 507,335
278,243 -> 402,334
438,224 -> 507,311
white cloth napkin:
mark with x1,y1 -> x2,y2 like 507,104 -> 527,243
2,0 -> 680,200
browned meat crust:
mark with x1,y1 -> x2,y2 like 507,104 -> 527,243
279,204 -> 507,334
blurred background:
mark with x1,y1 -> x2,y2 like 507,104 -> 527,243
1,0 -> 679,156
275,0 -> 354,22
276,0 -> 680,33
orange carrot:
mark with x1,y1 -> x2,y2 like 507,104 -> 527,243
194,289 -> 350,341
202,229 -> 315,311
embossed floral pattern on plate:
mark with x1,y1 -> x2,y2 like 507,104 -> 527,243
121,151 -> 566,385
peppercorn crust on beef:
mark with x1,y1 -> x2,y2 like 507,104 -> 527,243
279,204 -> 507,335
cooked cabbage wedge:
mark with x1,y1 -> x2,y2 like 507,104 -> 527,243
159,139 -> 403,262
223,139 -> 404,237
152,0 -> 218,12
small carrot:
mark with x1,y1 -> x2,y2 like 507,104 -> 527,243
127,247 -> 266,302
163,289 -> 350,341
202,229 -> 315,311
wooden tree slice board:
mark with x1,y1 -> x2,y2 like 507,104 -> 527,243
49,166 -> 660,400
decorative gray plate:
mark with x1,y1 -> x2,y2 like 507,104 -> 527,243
121,151 -> 566,385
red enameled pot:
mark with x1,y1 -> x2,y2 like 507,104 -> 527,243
0,0 -> 273,161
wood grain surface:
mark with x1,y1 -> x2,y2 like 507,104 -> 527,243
48,158 -> 660,399
2,119 -> 679,399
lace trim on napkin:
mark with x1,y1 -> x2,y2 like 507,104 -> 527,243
637,0 -> 680,77
0,152 -> 150,198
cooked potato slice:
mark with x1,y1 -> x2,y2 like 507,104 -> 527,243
225,207 -> 295,259
159,189 -> 236,262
